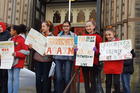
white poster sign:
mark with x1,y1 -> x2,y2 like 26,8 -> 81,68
25,28 -> 47,55
0,41 -> 14,69
45,36 -> 74,56
99,40 -> 132,61
76,36 -> 96,67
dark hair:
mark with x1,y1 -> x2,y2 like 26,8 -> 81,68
63,20 -> 71,26
11,25 -> 21,34
19,24 -> 27,34
42,20 -> 54,32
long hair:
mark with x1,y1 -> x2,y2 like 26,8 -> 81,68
41,20 -> 54,32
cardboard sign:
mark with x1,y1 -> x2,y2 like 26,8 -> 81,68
76,36 -> 96,67
25,28 -> 47,55
0,41 -> 14,69
45,36 -> 74,56
99,40 -> 132,61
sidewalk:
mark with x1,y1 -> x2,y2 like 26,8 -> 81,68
19,68 -> 105,93
19,68 -> 36,93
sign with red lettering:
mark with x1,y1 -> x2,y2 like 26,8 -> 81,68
45,37 -> 74,56
0,41 -> 14,69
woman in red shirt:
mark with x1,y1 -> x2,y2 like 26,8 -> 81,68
103,28 -> 124,93
82,20 -> 103,93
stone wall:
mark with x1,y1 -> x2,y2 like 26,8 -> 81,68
133,0 -> 140,92
135,0 -> 140,63
0,0 -> 34,27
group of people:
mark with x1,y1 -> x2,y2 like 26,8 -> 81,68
0,22 -> 29,93
0,20 -> 135,93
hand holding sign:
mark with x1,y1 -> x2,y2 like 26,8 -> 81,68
73,45 -> 78,52
28,44 -> 33,49
74,48 -> 78,52
93,47 -> 97,52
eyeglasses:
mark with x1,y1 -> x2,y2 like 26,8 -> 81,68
63,25 -> 70,27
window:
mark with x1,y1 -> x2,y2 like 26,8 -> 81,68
89,9 -> 96,21
53,11 -> 61,23
77,10 -> 85,23
65,11 -> 73,22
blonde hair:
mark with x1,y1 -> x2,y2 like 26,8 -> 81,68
86,20 -> 96,26
85,20 -> 97,34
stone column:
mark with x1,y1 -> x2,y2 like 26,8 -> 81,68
61,9 -> 66,23
72,9 -> 77,24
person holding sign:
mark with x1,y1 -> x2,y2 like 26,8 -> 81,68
0,22 -> 11,93
103,28 -> 124,93
121,49 -> 135,93
54,20 -> 76,93
81,20 -> 103,93
29,21 -> 53,93
8,25 -> 29,93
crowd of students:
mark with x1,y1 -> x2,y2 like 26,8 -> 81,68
0,20 -> 135,93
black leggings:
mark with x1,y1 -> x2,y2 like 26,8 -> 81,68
82,65 -> 104,93
106,74 -> 121,93
0,69 -> 8,93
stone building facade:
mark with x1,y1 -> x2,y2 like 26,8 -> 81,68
101,0 -> 140,92
0,0 -> 34,27
0,0 -> 140,92
45,2 -> 96,27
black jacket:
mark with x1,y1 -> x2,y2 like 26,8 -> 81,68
0,30 -> 11,41
123,49 -> 135,74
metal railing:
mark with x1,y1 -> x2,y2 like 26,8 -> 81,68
63,67 -> 81,93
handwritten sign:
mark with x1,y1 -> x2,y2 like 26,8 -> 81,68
45,36 -> 74,56
0,41 -> 14,69
75,36 -> 96,67
99,40 -> 132,61
25,28 -> 47,55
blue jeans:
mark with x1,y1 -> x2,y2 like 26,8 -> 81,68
8,68 -> 21,93
55,60 -> 73,93
121,73 -> 131,93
